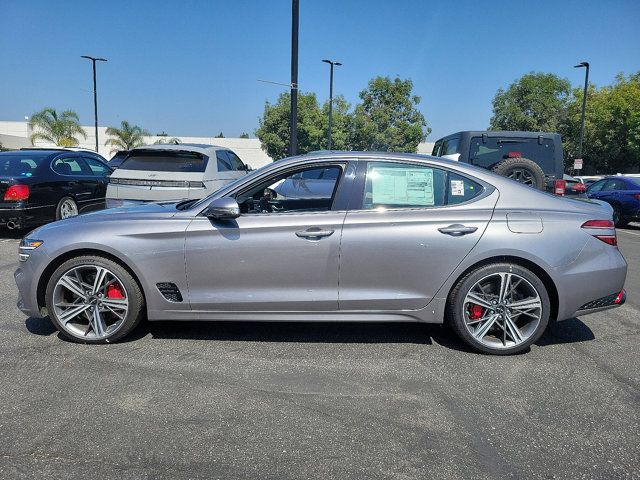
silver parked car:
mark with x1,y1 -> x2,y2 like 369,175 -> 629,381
106,144 -> 249,207
15,152 -> 627,354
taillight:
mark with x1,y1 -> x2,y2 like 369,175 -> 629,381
507,151 -> 522,158
572,183 -> 587,192
582,220 -> 617,246
634,194 -> 640,201
553,179 -> 566,195
4,185 -> 29,201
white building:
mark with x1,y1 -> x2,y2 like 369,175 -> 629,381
0,120 -> 435,168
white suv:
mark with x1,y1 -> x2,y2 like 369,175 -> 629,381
106,144 -> 249,207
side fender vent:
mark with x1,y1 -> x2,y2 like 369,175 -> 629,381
156,282 -> 183,302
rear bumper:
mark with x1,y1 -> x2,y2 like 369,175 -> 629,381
574,289 -> 626,317
0,204 -> 51,229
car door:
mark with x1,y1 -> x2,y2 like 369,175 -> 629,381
50,154 -> 97,213
184,160 -> 354,312
338,160 -> 497,311
83,156 -> 112,211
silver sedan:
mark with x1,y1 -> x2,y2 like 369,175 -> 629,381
15,152 -> 627,354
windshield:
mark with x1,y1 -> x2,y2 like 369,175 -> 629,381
0,152 -> 49,177
188,161 -> 276,210
120,150 -> 208,172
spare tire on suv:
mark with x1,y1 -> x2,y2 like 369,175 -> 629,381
491,157 -> 546,190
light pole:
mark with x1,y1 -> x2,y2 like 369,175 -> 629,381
322,59 -> 342,150
81,55 -> 107,152
290,0 -> 299,156
574,61 -> 589,160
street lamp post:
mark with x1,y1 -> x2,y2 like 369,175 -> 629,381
574,61 -> 589,160
290,0 -> 299,156
81,55 -> 107,152
322,59 -> 342,150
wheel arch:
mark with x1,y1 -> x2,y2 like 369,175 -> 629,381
36,248 -> 147,313
444,255 -> 559,322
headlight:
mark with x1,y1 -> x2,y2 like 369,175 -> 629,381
19,238 -> 43,262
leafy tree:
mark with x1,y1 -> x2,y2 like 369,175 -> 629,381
255,92 -> 324,159
239,132 -> 250,139
105,121 -> 149,153
562,72 -> 640,173
29,108 -> 86,147
320,95 -> 354,150
215,132 -> 225,138
351,76 -> 429,152
489,72 -> 571,132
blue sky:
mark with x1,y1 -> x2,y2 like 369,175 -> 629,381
1,0 -> 639,140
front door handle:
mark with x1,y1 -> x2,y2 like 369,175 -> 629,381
438,224 -> 478,236
295,227 -> 335,239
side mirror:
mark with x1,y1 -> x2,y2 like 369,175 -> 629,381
204,197 -> 240,219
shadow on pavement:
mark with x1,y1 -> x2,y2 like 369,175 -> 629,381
142,320 -> 436,345
25,316 -> 57,336
536,317 -> 595,346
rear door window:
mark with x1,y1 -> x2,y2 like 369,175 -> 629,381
603,179 -> 627,191
216,151 -> 233,171
84,157 -> 111,177
120,151 -> 207,172
361,161 -> 483,209
52,156 -> 91,176
225,151 -> 246,170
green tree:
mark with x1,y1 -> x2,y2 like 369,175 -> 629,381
255,91 -> 324,159
489,72 -> 571,132
215,132 -> 225,138
351,76 -> 429,152
29,108 -> 86,147
105,121 -> 150,153
320,95 -> 353,150
562,72 -> 640,173
239,132 -> 250,139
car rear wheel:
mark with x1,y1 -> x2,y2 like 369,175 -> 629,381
45,255 -> 144,343
447,263 -> 550,355
56,197 -> 78,220
491,157 -> 546,190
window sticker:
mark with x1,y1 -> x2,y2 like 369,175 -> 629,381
450,179 -> 465,196
371,167 -> 434,206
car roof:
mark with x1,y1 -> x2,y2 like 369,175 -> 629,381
130,144 -> 227,154
434,131 -> 561,141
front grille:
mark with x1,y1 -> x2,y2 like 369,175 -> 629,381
156,282 -> 183,302
579,293 -> 619,310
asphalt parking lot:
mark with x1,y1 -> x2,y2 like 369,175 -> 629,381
0,229 -> 638,480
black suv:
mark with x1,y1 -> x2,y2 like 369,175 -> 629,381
432,131 -> 565,193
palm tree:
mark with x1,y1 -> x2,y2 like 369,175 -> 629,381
153,137 -> 181,145
105,121 -> 150,153
29,108 -> 87,147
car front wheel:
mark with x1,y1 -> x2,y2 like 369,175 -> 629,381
45,255 -> 145,343
447,263 -> 550,355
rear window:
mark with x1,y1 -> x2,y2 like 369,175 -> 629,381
0,152 -> 48,177
469,137 -> 555,174
120,151 -> 207,172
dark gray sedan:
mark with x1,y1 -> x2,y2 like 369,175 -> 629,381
15,152 -> 627,354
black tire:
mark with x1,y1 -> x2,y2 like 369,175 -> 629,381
55,196 -> 78,220
612,205 -> 628,227
45,255 -> 145,344
491,157 -> 546,190
446,262 -> 551,355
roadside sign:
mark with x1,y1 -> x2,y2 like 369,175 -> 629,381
574,158 -> 583,170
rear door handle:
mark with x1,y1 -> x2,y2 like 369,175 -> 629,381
295,227 -> 335,239
438,224 -> 478,236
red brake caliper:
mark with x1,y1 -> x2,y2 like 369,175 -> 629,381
106,283 -> 125,299
468,304 -> 484,320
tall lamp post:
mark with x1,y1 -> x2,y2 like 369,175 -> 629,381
322,59 -> 342,150
81,55 -> 107,152
289,0 -> 299,156
574,61 -> 589,160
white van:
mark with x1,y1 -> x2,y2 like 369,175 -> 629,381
106,144 -> 249,207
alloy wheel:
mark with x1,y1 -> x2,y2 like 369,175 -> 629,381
52,265 -> 129,340
60,199 -> 78,219
506,168 -> 534,186
462,272 -> 542,349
